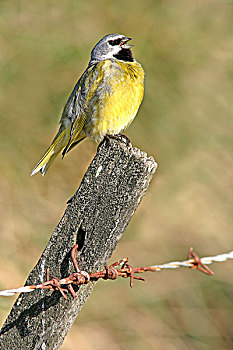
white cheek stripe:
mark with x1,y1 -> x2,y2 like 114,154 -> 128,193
103,46 -> 122,59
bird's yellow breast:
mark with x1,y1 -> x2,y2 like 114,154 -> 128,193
83,59 -> 144,141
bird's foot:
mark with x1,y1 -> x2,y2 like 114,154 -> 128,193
97,135 -> 110,151
98,134 -> 131,151
110,134 -> 131,147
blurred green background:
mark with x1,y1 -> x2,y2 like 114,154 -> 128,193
0,0 -> 233,349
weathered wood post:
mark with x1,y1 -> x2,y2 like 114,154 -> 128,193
0,139 -> 157,349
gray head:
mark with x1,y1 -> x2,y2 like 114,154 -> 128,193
90,34 -> 134,64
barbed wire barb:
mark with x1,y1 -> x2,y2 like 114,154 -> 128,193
0,246 -> 232,298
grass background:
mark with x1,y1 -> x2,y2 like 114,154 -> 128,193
0,0 -> 233,349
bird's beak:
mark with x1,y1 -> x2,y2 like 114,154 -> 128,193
120,37 -> 134,49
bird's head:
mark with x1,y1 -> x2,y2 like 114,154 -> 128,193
90,34 -> 134,63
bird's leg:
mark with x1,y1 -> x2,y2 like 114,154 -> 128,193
110,134 -> 131,146
98,134 -> 131,151
107,134 -> 131,146
97,135 -> 112,151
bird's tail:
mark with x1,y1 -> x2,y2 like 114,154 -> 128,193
31,128 -> 68,176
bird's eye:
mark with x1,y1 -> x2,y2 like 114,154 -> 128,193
109,38 -> 122,46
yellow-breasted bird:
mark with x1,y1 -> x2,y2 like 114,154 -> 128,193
31,33 -> 144,176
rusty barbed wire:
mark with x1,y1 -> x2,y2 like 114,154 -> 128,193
0,245 -> 232,298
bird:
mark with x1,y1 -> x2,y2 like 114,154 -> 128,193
31,33 -> 144,176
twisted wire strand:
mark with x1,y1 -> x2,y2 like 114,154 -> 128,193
150,251 -> 233,271
0,250 -> 232,297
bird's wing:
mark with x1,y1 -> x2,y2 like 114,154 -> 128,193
62,61 -> 111,154
60,64 -> 96,155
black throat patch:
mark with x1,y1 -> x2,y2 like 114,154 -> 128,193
113,48 -> 134,62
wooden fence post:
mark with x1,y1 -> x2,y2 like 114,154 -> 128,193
0,139 -> 157,349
